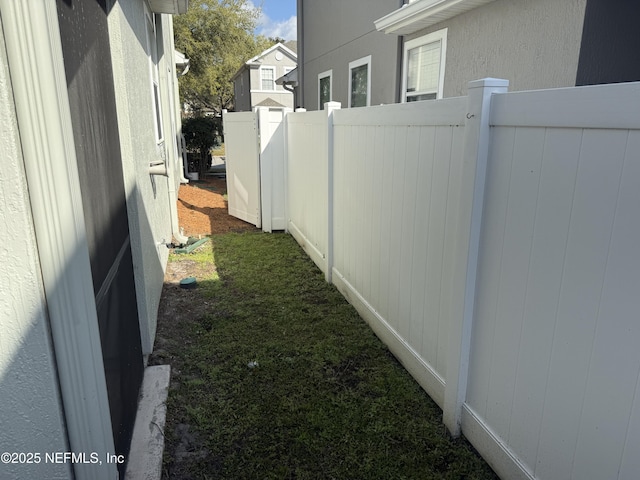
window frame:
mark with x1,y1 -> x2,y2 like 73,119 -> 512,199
259,66 -> 277,92
145,6 -> 164,143
317,69 -> 333,110
401,28 -> 447,103
348,55 -> 372,108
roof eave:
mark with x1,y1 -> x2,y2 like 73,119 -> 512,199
148,0 -> 189,15
374,0 -> 497,36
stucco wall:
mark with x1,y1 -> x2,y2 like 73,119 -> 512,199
233,69 -> 252,111
250,91 -> 295,109
0,26 -> 71,480
300,0 -> 400,110
107,1 -> 174,356
406,0 -> 587,97
249,47 -> 296,109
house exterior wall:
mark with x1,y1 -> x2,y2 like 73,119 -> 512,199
299,0 -> 401,110
107,0 -> 177,356
0,25 -> 71,480
250,91 -> 295,109
576,0 -> 640,86
406,0 -> 587,97
233,68 -> 252,112
299,0 -> 589,108
233,46 -> 296,111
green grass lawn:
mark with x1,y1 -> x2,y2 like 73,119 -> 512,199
158,232 -> 498,480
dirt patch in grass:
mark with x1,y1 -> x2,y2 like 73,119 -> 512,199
177,176 -> 257,237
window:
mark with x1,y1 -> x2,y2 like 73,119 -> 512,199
261,67 -> 276,91
402,28 -> 447,102
145,7 -> 163,142
318,70 -> 332,109
348,56 -> 371,108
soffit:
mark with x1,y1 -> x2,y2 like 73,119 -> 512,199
375,0 -> 497,35
148,0 -> 189,15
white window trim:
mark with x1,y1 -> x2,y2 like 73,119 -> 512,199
145,5 -> 164,143
259,65 -> 277,92
401,28 -> 447,102
348,55 -> 372,108
318,69 -> 333,110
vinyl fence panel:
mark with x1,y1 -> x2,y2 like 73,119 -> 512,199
258,108 -> 288,232
331,98 -> 468,407
234,79 -> 640,480
223,111 -> 261,227
286,109 -> 331,274
463,82 -> 640,480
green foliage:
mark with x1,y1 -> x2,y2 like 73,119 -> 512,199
182,115 -> 221,175
174,0 -> 274,114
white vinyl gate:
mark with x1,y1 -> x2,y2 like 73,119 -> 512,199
223,111 -> 261,227
223,107 -> 289,232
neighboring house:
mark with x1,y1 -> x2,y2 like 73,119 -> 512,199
232,41 -> 298,111
0,0 -> 188,479
296,0 -> 640,110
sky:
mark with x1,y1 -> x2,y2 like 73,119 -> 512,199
249,0 -> 297,41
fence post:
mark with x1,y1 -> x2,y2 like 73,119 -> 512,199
443,78 -> 509,437
325,101 -> 341,283
256,107 -> 271,232
283,107 -> 292,234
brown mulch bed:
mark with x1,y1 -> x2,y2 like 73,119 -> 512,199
177,176 -> 257,237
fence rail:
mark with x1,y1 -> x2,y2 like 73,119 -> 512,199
223,79 -> 640,480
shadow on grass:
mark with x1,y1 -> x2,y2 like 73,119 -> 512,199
151,232 -> 498,480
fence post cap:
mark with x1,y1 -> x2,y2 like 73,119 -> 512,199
468,78 -> 509,89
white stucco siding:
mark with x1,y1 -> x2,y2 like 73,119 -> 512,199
0,27 -> 71,480
406,0 -> 587,97
107,2 -> 173,356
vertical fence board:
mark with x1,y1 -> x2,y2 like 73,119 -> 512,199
410,127 -> 434,360
361,125 -> 375,302
398,126 -> 420,342
425,126 -> 452,372
506,128 -> 582,468
369,128 -> 385,314
484,127 -> 545,438
437,126 -> 466,378
620,371 -> 640,478
536,129 -> 627,480
377,125 -> 396,322
571,130 -> 640,480
616,132 -> 640,480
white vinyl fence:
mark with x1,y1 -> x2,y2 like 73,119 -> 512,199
223,79 -> 640,480
223,107 -> 290,232
286,106 -> 335,276
223,111 -> 261,227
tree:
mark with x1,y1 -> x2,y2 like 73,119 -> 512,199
174,0 -> 273,114
182,116 -> 221,177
